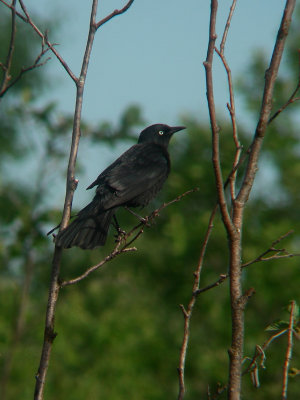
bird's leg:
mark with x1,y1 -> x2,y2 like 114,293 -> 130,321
124,206 -> 150,226
112,215 -> 126,239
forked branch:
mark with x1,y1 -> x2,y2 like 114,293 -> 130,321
237,0 -> 296,205
0,0 -> 17,97
60,188 -> 197,287
194,230 -> 299,297
33,2 -> 136,400
268,50 -> 300,124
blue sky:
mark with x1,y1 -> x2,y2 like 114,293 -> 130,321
12,0 -> 290,208
25,0 -> 287,128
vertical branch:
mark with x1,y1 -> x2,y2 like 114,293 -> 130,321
219,0 -> 237,54
203,0 -> 235,235
282,301 -> 295,400
0,0 -> 17,97
34,3 -> 99,399
204,3 -> 243,397
34,246 -> 62,400
228,1 -> 296,399
204,3 -> 243,399
203,1 -> 295,400
236,0 -> 296,205
59,0 -> 98,230
33,1 -> 135,399
18,0 -> 78,83
177,205 -> 218,400
177,3 -> 238,391
215,0 -> 240,201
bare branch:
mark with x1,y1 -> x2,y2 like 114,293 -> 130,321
243,299 -> 297,388
61,188 -> 198,288
0,45 -> 51,98
194,230 -> 298,297
214,46 -> 241,201
61,247 -> 137,287
0,0 -> 17,97
95,0 -> 135,30
34,1 -> 136,398
282,301 -> 296,399
177,3 -> 240,398
203,0 -> 235,236
17,0 -> 78,83
226,2 -> 296,397
219,0 -> 237,54
0,0 -> 27,21
204,2 -> 246,398
268,50 -> 300,124
177,203 -> 218,400
242,329 -> 288,380
237,0 -> 296,205
34,1 -> 99,395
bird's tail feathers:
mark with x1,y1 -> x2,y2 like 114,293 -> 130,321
55,204 -> 114,249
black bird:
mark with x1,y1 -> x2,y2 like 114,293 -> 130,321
55,124 -> 185,249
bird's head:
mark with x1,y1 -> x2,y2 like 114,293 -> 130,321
138,124 -> 186,147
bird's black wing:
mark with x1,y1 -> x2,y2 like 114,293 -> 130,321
88,143 -> 170,209
86,144 -> 141,190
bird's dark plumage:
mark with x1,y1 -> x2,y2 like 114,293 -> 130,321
55,124 -> 185,249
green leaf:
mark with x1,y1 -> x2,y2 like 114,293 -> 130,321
265,320 -> 289,332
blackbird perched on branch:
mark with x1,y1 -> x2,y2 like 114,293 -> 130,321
55,124 -> 185,249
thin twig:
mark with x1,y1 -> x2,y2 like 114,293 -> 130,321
0,0 -> 17,97
237,0 -> 296,205
242,329 -> 288,379
33,1 -> 136,399
34,1 -> 100,396
194,230 -> 298,297
219,0 -> 237,54
0,46 -> 51,98
17,0 -> 78,82
215,46 -> 241,201
282,301 -> 295,399
268,49 -> 300,124
242,300 -> 297,384
0,0 -> 27,21
61,247 -> 137,287
226,2 -> 296,398
177,2 -> 239,397
95,0 -> 135,30
177,203 -> 218,400
61,188 -> 198,288
204,2 -> 248,399
203,0 -> 235,236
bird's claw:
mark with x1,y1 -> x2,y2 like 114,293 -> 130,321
140,216 -> 151,227
114,228 -> 127,243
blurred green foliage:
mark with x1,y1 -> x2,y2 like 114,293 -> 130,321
0,4 -> 299,400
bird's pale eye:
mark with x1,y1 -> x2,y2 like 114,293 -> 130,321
158,130 -> 164,135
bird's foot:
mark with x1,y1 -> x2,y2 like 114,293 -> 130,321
112,215 -> 127,241
114,227 -> 127,243
139,215 -> 151,227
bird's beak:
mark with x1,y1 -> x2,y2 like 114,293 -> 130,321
170,126 -> 186,135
